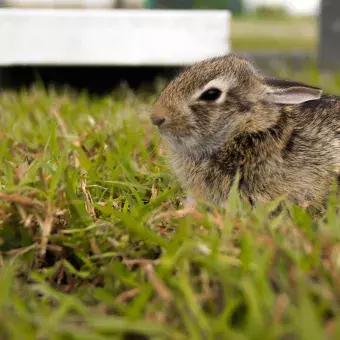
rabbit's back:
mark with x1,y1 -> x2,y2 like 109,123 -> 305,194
296,95 -> 340,168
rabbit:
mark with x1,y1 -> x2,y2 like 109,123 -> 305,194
150,54 -> 340,212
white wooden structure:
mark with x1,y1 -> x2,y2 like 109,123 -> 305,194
3,0 -> 115,7
1,0 -> 144,9
0,8 -> 230,67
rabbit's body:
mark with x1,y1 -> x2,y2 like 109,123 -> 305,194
150,55 -> 340,208
168,96 -> 340,207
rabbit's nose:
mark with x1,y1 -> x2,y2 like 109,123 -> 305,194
151,116 -> 166,127
151,103 -> 168,127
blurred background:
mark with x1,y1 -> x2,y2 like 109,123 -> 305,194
0,0 -> 334,94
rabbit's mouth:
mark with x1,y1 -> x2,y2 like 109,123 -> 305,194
157,122 -> 196,139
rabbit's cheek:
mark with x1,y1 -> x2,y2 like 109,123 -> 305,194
238,101 -> 253,114
189,105 -> 215,130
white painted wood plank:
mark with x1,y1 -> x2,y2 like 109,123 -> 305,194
0,9 -> 230,66
3,0 -> 145,8
3,0 -> 117,8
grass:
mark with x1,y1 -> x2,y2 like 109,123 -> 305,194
231,16 -> 317,52
1,69 -> 340,339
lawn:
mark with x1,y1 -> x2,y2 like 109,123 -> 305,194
1,68 -> 340,339
231,16 -> 317,52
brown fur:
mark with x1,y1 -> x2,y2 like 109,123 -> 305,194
150,54 -> 340,209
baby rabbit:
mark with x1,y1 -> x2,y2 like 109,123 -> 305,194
150,54 -> 340,211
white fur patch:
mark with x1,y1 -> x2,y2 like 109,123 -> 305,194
184,196 -> 197,208
192,77 -> 235,104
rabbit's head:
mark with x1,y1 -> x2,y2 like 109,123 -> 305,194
151,55 -> 322,157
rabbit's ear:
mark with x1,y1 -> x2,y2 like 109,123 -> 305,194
266,87 -> 322,104
264,77 -> 322,104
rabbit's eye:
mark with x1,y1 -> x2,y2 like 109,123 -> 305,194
199,88 -> 222,102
